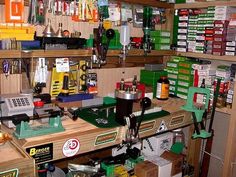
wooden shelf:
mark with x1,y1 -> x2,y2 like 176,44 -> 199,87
0,50 -> 22,58
176,51 -> 236,62
0,0 -> 172,8
21,49 -> 91,58
0,49 -> 174,59
174,1 -> 236,9
120,0 -> 173,8
216,107 -> 232,115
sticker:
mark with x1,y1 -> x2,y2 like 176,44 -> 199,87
26,143 -> 53,163
139,120 -> 156,133
0,168 -> 18,177
55,58 -> 70,72
95,131 -> 117,146
63,138 -> 80,157
157,120 -> 168,133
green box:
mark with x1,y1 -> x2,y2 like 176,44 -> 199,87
171,56 -> 188,62
169,78 -> 178,86
177,85 -> 189,94
165,67 -> 178,74
167,61 -> 179,68
151,37 -> 171,44
168,73 -> 178,80
178,74 -> 194,82
154,43 -> 170,50
150,30 -> 171,37
177,80 -> 193,87
177,92 -> 188,99
140,70 -> 167,98
178,67 -> 194,75
179,60 -> 196,69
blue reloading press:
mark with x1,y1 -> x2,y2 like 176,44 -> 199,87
181,87 -> 211,139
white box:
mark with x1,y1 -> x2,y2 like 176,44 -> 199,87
172,172 -> 182,177
142,132 -> 173,156
144,155 -> 172,177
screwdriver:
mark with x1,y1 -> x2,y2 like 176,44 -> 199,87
2,60 -> 10,78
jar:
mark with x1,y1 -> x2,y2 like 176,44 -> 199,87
173,128 -> 185,145
156,76 -> 170,100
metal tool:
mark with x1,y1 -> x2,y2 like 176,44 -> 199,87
120,24 -> 130,61
0,109 -> 64,139
2,60 -> 10,78
143,7 -> 153,55
93,15 -> 115,66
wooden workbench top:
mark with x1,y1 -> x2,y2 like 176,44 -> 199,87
1,97 -> 191,164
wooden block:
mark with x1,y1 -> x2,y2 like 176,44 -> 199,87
0,141 -> 35,176
0,74 -> 22,94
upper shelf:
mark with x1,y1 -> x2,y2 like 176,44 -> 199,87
174,1 -> 236,9
0,0 -> 173,8
0,49 -> 174,59
176,52 -> 236,62
120,0 -> 174,8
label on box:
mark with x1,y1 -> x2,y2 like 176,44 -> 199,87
178,28 -> 187,34
177,41 -> 187,46
226,46 -> 235,51
226,41 -> 236,46
178,22 -> 188,27
56,58 -> 70,72
26,143 -> 53,163
179,16 -> 189,21
177,35 -> 187,40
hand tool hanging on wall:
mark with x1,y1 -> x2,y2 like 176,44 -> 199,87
59,72 -> 69,96
200,78 -> 221,177
93,0 -> 115,67
28,0 -> 46,25
142,6 -> 153,55
2,60 -> 10,78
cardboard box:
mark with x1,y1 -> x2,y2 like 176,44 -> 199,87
161,151 -> 183,176
144,155 -> 172,177
134,161 -> 158,177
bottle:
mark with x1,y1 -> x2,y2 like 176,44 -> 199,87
156,76 -> 169,100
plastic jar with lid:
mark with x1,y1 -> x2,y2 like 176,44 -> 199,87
156,76 -> 170,100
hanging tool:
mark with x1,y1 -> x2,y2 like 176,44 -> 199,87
200,79 -> 221,177
181,87 -> 211,139
59,72 -> 69,96
2,60 -> 10,78
120,23 -> 130,61
93,3 -> 115,66
142,7 -> 153,55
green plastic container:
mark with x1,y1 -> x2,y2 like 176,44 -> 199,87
140,70 -> 167,98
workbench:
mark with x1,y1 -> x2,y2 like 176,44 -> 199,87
0,98 -> 192,176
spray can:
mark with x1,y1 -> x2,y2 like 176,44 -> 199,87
156,76 -> 169,100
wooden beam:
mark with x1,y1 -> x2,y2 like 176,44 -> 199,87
222,81 -> 236,177
174,1 -> 236,9
0,0 -> 172,8
187,125 -> 202,177
118,0 -> 174,8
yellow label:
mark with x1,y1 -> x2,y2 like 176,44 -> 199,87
161,83 -> 169,98
103,20 -> 112,30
